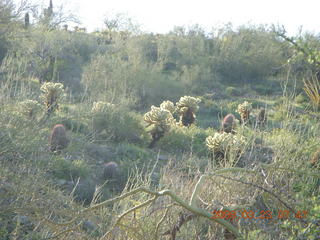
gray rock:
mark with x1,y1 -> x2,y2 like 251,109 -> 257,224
14,215 -> 32,227
158,155 -> 169,161
56,179 -> 67,186
82,220 -> 97,232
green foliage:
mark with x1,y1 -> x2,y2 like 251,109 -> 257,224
157,125 -> 213,156
1,11 -> 320,240
225,86 -> 238,96
295,93 -> 309,104
18,100 -> 42,119
92,102 -> 147,143
51,157 -> 90,180
303,77 -> 320,110
280,196 -> 320,239
59,118 -> 89,134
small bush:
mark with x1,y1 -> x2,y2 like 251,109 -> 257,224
51,157 -> 90,180
60,118 -> 89,134
157,125 -> 213,156
92,102 -> 147,143
225,86 -> 239,96
295,93 -> 309,104
19,100 -> 42,119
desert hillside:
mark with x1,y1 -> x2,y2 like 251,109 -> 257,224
0,1 -> 319,239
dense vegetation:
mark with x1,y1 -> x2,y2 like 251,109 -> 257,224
0,0 -> 319,239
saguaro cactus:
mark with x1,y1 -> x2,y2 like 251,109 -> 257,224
50,124 -> 69,152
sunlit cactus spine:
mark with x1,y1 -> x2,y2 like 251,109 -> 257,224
221,114 -> 236,134
40,82 -> 64,117
176,96 -> 201,127
91,101 -> 115,114
160,100 -> 176,114
144,106 -> 175,148
19,100 -> 42,119
236,101 -> 252,125
49,124 -> 69,152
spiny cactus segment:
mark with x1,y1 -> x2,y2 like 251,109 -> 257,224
19,100 -> 42,119
160,100 -> 176,114
40,82 -> 64,116
206,132 -> 245,161
176,96 -> 201,126
144,106 -> 175,147
236,101 -> 252,124
92,101 -> 115,113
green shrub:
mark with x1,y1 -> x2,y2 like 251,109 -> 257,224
116,143 -> 151,161
252,83 -> 278,95
59,118 -> 89,134
92,103 -> 148,143
51,157 -> 90,180
157,125 -> 214,156
19,100 -> 42,119
295,93 -> 309,104
225,86 -> 239,96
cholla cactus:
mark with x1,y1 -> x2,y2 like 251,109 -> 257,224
176,96 -> 201,126
160,100 -> 176,114
206,132 -> 245,162
19,100 -> 42,119
236,101 -> 252,124
144,106 -> 174,147
40,82 -> 64,116
256,108 -> 267,127
91,101 -> 115,114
